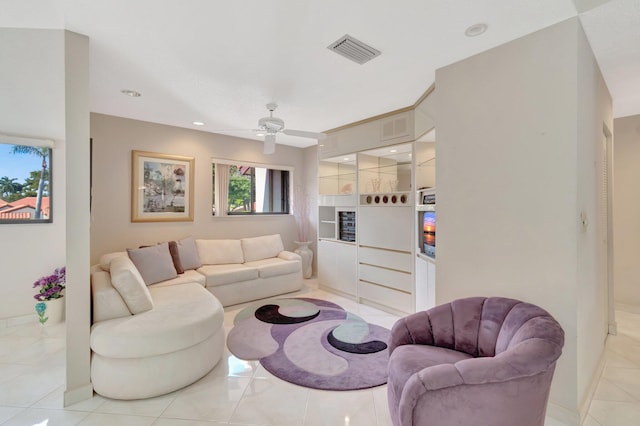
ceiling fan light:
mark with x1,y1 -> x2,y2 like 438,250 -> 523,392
263,134 -> 276,155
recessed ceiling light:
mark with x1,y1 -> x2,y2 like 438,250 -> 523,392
465,23 -> 488,37
343,157 -> 350,161
390,149 -> 398,153
120,89 -> 141,97
319,144 -> 325,147
192,121 -> 205,126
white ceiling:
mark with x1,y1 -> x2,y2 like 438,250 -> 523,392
1,0 -> 638,149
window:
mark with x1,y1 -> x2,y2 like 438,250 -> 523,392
0,140 -> 53,224
212,161 -> 291,216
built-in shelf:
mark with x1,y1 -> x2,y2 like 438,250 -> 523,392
319,156 -> 357,196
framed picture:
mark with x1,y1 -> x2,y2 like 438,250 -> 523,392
131,150 -> 194,222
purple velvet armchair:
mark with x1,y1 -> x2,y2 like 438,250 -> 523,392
387,297 -> 564,426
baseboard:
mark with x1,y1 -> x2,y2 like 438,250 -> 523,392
0,313 -> 37,328
578,346 -> 607,424
318,285 -> 357,302
546,401 -> 579,426
358,297 -> 408,317
615,302 -> 640,314
64,382 -> 94,407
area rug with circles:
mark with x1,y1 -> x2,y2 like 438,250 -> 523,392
226,297 -> 391,391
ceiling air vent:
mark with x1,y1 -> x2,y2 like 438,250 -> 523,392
327,34 -> 381,65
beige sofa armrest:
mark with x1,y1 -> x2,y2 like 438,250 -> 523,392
91,270 -> 132,323
278,251 -> 302,262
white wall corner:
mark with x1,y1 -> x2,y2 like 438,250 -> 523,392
579,348 -> 607,423
546,402 -> 580,426
63,383 -> 94,407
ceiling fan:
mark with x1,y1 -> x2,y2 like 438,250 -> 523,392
252,103 -> 327,154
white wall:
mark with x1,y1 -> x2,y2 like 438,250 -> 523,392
613,114 -> 640,306
89,114 -> 308,264
0,29 -> 67,320
435,18 -> 611,424
575,22 -> 612,416
0,28 -> 92,405
63,31 -> 92,406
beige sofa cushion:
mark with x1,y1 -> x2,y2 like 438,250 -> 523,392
196,239 -> 244,265
197,264 -> 258,287
244,258 -> 301,279
109,256 -> 154,314
148,269 -> 206,288
241,234 -> 284,262
176,236 -> 202,270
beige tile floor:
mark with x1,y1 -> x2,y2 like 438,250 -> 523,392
0,281 -> 638,425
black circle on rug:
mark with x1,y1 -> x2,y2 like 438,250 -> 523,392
227,298 -> 391,391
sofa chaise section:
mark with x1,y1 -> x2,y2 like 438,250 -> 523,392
90,257 -> 224,400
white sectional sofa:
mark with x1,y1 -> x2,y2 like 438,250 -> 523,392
90,234 -> 303,400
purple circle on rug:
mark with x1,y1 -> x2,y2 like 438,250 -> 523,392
227,297 -> 391,391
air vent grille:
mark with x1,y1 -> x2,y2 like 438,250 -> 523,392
328,34 -> 381,65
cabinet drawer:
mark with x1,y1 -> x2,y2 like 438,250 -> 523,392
359,246 -> 411,272
358,281 -> 412,313
359,263 -> 412,292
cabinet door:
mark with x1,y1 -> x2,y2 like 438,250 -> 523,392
318,240 -> 357,296
359,206 -> 413,252
415,256 -> 436,311
334,242 -> 357,295
318,240 -> 337,288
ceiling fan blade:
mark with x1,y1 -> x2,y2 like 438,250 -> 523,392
282,129 -> 327,140
263,134 -> 276,155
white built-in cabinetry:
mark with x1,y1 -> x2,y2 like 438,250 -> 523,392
317,155 -> 358,298
356,144 -> 414,313
317,91 -> 436,314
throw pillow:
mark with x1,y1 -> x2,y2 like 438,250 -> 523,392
177,236 -> 202,270
141,243 -> 185,274
127,242 -> 178,285
167,241 -> 185,274
109,256 -> 154,314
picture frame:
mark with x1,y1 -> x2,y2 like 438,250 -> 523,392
131,150 -> 194,222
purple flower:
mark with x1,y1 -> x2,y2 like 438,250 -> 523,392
32,266 -> 66,301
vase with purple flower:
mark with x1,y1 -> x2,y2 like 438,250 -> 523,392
33,266 -> 66,325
